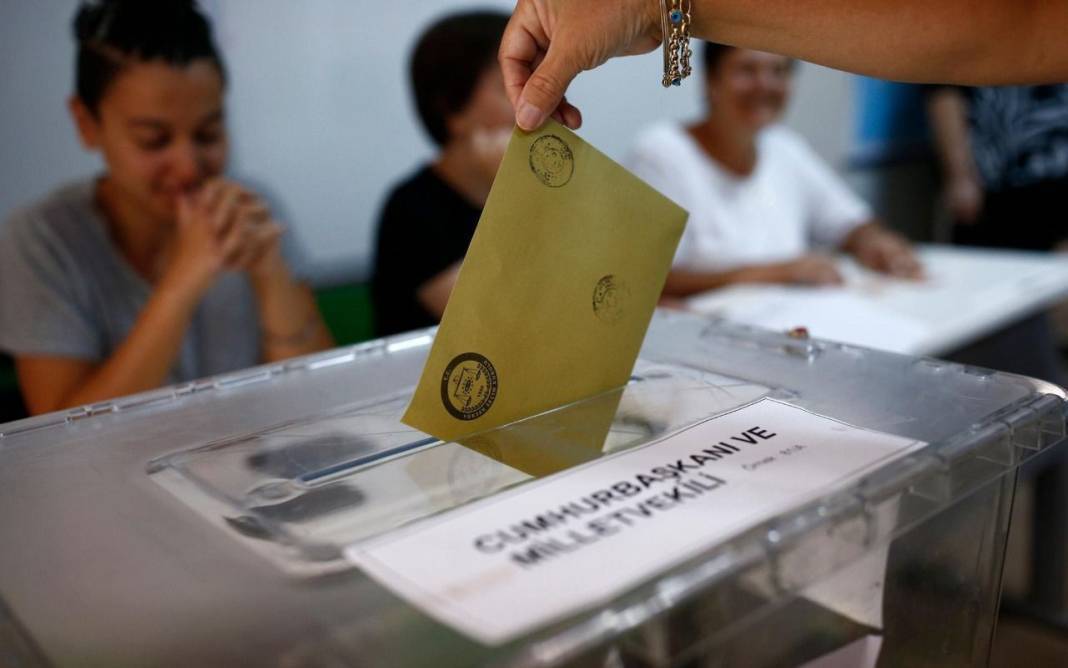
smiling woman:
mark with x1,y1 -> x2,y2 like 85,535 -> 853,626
626,43 -> 923,299
0,0 -> 334,416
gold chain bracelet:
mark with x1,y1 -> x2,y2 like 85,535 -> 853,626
660,0 -> 693,87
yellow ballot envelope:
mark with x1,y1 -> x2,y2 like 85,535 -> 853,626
402,120 -> 687,451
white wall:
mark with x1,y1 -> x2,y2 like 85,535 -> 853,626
0,0 -> 103,214
0,0 -> 856,285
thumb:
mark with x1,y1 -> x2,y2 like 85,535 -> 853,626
516,47 -> 580,131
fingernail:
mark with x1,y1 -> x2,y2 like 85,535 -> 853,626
517,101 -> 545,131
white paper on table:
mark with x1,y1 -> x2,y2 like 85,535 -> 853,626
690,288 -> 931,354
345,398 -> 924,645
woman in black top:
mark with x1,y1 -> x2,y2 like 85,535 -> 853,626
371,12 -> 512,337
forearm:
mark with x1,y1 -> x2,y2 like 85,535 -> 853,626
251,265 -> 334,361
926,89 -> 979,180
663,265 -> 782,297
696,0 -> 1063,84
56,283 -> 200,409
416,263 -> 462,319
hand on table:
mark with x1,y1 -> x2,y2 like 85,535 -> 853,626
845,226 -> 924,280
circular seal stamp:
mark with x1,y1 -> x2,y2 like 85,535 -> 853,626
592,275 -> 629,324
529,135 -> 575,187
441,353 -> 499,421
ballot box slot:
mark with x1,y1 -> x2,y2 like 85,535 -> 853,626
295,435 -> 441,485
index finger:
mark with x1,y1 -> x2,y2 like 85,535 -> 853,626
498,3 -> 548,111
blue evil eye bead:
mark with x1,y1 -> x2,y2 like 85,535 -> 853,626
669,9 -> 684,24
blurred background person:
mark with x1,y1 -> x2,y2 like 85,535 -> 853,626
0,0 -> 333,416
370,11 -> 512,337
928,84 -> 1068,251
627,43 -> 922,300
927,84 -> 1068,385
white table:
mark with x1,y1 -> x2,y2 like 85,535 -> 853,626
687,245 -> 1068,356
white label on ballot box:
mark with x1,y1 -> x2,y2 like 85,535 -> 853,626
344,398 -> 924,645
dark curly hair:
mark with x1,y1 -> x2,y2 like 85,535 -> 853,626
73,0 -> 226,114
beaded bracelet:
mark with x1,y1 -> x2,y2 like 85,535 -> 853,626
660,0 -> 693,87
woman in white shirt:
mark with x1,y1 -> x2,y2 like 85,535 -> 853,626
627,44 -> 921,298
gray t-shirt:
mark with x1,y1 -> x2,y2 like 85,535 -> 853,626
0,180 -> 261,384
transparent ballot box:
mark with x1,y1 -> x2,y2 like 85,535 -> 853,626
0,311 -> 1064,667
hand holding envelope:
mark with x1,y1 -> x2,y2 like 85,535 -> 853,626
403,120 -> 687,460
